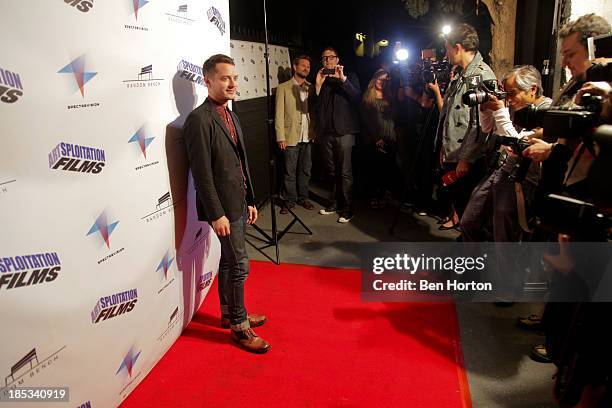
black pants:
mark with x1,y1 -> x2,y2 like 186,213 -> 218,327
321,133 -> 355,211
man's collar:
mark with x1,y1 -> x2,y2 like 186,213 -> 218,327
207,96 -> 228,107
293,76 -> 310,86
459,51 -> 482,77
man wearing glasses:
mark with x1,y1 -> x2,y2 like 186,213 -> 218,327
314,47 -> 361,223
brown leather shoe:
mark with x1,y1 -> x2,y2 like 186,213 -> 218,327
299,200 -> 315,210
231,328 -> 271,353
221,314 -> 267,329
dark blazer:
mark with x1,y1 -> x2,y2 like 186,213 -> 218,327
313,72 -> 361,136
183,98 -> 255,223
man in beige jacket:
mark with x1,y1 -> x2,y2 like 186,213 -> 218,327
275,55 -> 315,213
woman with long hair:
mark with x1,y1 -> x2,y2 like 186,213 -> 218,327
360,69 -> 397,208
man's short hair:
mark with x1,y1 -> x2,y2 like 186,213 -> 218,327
446,23 -> 479,52
321,46 -> 339,57
203,54 -> 235,76
292,55 -> 311,66
503,65 -> 543,97
559,13 -> 611,46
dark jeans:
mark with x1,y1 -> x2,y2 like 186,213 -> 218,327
461,168 -> 524,242
282,142 -> 312,204
321,133 -> 355,211
217,206 -> 250,330
461,168 -> 535,298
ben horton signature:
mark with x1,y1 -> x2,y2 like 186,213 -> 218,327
2,346 -> 66,390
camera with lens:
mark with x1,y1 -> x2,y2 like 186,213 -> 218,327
493,135 -> 532,183
462,77 -> 508,107
513,93 -> 604,142
513,61 -> 612,142
398,48 -> 451,95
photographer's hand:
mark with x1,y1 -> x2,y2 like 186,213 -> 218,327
575,81 -> 612,105
480,94 -> 504,112
523,138 -> 553,162
456,159 -> 471,177
334,65 -> 347,82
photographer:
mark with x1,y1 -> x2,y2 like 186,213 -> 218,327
461,65 -> 552,243
314,47 -> 361,223
434,23 -> 496,228
517,14 -> 612,408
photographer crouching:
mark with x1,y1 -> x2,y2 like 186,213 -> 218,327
460,65 -> 552,243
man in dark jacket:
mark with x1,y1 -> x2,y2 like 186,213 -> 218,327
183,54 -> 270,354
314,47 -> 361,223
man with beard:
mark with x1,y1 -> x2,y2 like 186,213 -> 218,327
275,55 -> 316,213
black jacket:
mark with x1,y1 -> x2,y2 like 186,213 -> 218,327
313,72 -> 361,136
183,98 -> 255,223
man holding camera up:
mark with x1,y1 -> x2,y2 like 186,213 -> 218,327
435,23 -> 496,226
314,47 -> 361,223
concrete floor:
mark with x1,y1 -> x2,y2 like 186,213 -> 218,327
246,191 -> 556,408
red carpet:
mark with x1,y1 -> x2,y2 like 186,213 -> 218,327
121,261 -> 471,408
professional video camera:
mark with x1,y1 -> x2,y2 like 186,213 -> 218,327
399,48 -> 451,95
462,77 -> 507,107
513,61 -> 612,141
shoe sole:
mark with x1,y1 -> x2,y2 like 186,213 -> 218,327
319,210 -> 336,215
231,337 -> 271,354
338,218 -> 353,223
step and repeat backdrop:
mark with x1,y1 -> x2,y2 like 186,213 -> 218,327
0,1 -> 230,407
230,39 -> 292,100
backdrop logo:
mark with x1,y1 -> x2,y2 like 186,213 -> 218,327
129,125 -> 154,159
125,0 -> 150,31
177,60 -> 203,85
123,64 -> 163,88
116,347 -> 141,378
156,250 -> 175,294
117,347 -> 143,395
132,0 -> 148,20
207,6 -> 225,35
63,0 -> 94,13
197,271 -> 213,292
58,55 -> 97,98
0,179 -> 16,196
166,3 -> 195,24
0,252 -> 61,291
188,226 -> 210,255
48,142 -> 106,174
87,211 -> 119,249
157,306 -> 183,342
91,288 -> 138,324
129,125 -> 160,171
0,67 -> 24,104
1,346 -> 66,392
141,191 -> 182,222
156,250 -> 174,279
